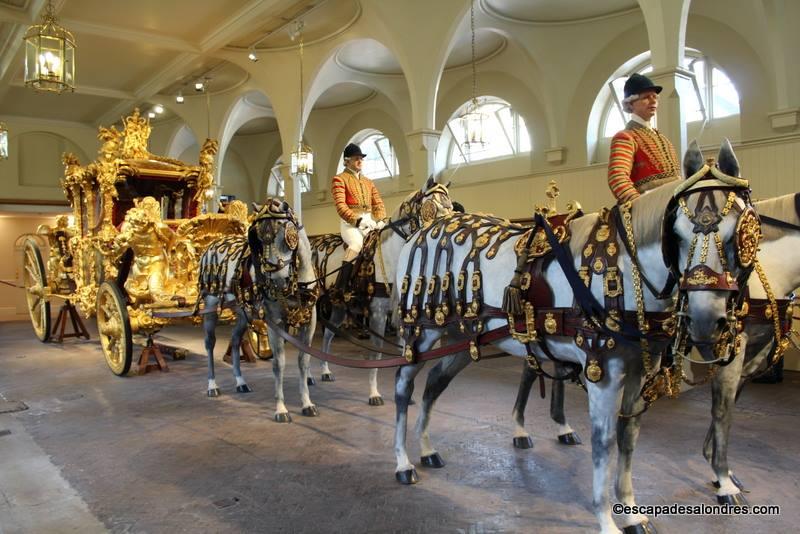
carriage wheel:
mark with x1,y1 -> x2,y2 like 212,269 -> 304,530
23,239 -> 51,342
96,281 -> 132,376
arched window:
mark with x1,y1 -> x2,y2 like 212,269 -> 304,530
266,157 -> 309,198
336,129 -> 398,180
600,51 -> 740,139
443,96 -> 531,166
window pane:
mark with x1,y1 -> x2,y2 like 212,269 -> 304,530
604,107 -> 626,137
446,97 -> 531,166
711,67 -> 740,118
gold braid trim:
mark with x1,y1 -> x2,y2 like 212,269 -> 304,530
754,259 -> 790,362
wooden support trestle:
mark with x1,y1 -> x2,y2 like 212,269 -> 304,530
138,334 -> 169,375
52,300 -> 90,343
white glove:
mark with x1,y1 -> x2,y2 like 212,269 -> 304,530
357,218 -> 375,232
375,220 -> 386,231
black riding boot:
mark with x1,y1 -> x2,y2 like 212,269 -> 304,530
334,260 -> 355,294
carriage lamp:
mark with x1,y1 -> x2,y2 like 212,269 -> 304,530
23,0 -> 75,94
0,122 -> 8,160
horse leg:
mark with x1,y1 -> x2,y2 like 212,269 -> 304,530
614,358 -> 653,532
511,360 -> 537,449
394,361 -> 424,484
319,306 -> 345,383
417,351 -> 472,468
552,361 -> 581,445
203,295 -> 221,397
230,308 -> 252,393
586,358 -> 627,534
367,298 -> 390,406
709,339 -> 747,505
268,325 -> 291,423
298,323 -> 318,417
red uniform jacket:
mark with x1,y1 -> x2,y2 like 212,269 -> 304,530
331,169 -> 386,225
608,121 -> 680,203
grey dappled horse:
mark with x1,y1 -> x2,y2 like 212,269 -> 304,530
515,143 -> 780,507
313,177 -> 454,405
199,199 -> 318,422
393,140 -> 754,533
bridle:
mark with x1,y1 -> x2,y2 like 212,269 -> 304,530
248,200 -> 305,300
387,183 -> 453,240
663,163 -> 760,365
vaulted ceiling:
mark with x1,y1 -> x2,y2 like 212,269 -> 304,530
0,0 -> 644,128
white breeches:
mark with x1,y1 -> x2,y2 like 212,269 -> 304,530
341,212 -> 374,260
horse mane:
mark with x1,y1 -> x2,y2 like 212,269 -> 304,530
755,193 -> 800,241
629,180 -> 680,245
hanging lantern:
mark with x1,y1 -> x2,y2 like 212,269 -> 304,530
0,122 -> 8,160
23,0 -> 75,93
461,98 -> 487,150
290,21 -> 313,179
458,0 -> 485,154
290,142 -> 314,176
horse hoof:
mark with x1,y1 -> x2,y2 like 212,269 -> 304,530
274,412 -> 292,423
236,384 -> 252,394
395,469 -> 419,485
557,432 -> 582,445
307,376 -> 316,386
207,388 -> 222,398
712,474 -> 745,491
622,521 -> 656,534
717,492 -> 748,506
321,373 -> 335,382
513,436 -> 534,449
368,396 -> 384,406
302,406 -> 319,417
420,453 -> 446,468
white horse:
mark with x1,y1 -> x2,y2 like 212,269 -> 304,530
513,191 -> 791,508
199,198 -> 318,422
310,177 -> 454,405
393,141 -> 754,533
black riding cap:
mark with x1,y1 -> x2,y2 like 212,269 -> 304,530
623,73 -> 662,99
343,143 -> 367,159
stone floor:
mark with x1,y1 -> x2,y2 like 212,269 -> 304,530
0,319 -> 798,533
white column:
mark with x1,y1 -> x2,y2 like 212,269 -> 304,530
405,129 -> 441,189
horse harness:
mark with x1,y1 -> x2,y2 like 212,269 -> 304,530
199,201 -> 317,335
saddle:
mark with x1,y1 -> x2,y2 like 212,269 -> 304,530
310,230 -> 389,315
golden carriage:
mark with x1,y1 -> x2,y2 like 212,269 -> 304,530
22,109 -> 263,375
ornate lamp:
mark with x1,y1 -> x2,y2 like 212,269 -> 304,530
0,121 -> 8,160
23,0 -> 75,93
290,21 -> 314,177
460,0 -> 486,152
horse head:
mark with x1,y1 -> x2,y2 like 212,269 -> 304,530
248,197 -> 302,295
664,139 -> 759,362
394,177 -> 454,238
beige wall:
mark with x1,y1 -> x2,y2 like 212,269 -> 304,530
0,213 -> 64,322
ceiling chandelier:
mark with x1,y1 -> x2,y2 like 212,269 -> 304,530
290,21 -> 313,178
459,0 -> 486,153
0,122 -> 8,160
23,0 -> 75,93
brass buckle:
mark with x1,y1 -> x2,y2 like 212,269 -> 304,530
604,267 -> 622,298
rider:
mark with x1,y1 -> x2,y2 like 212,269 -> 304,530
331,142 -> 386,292
607,73 -> 681,203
